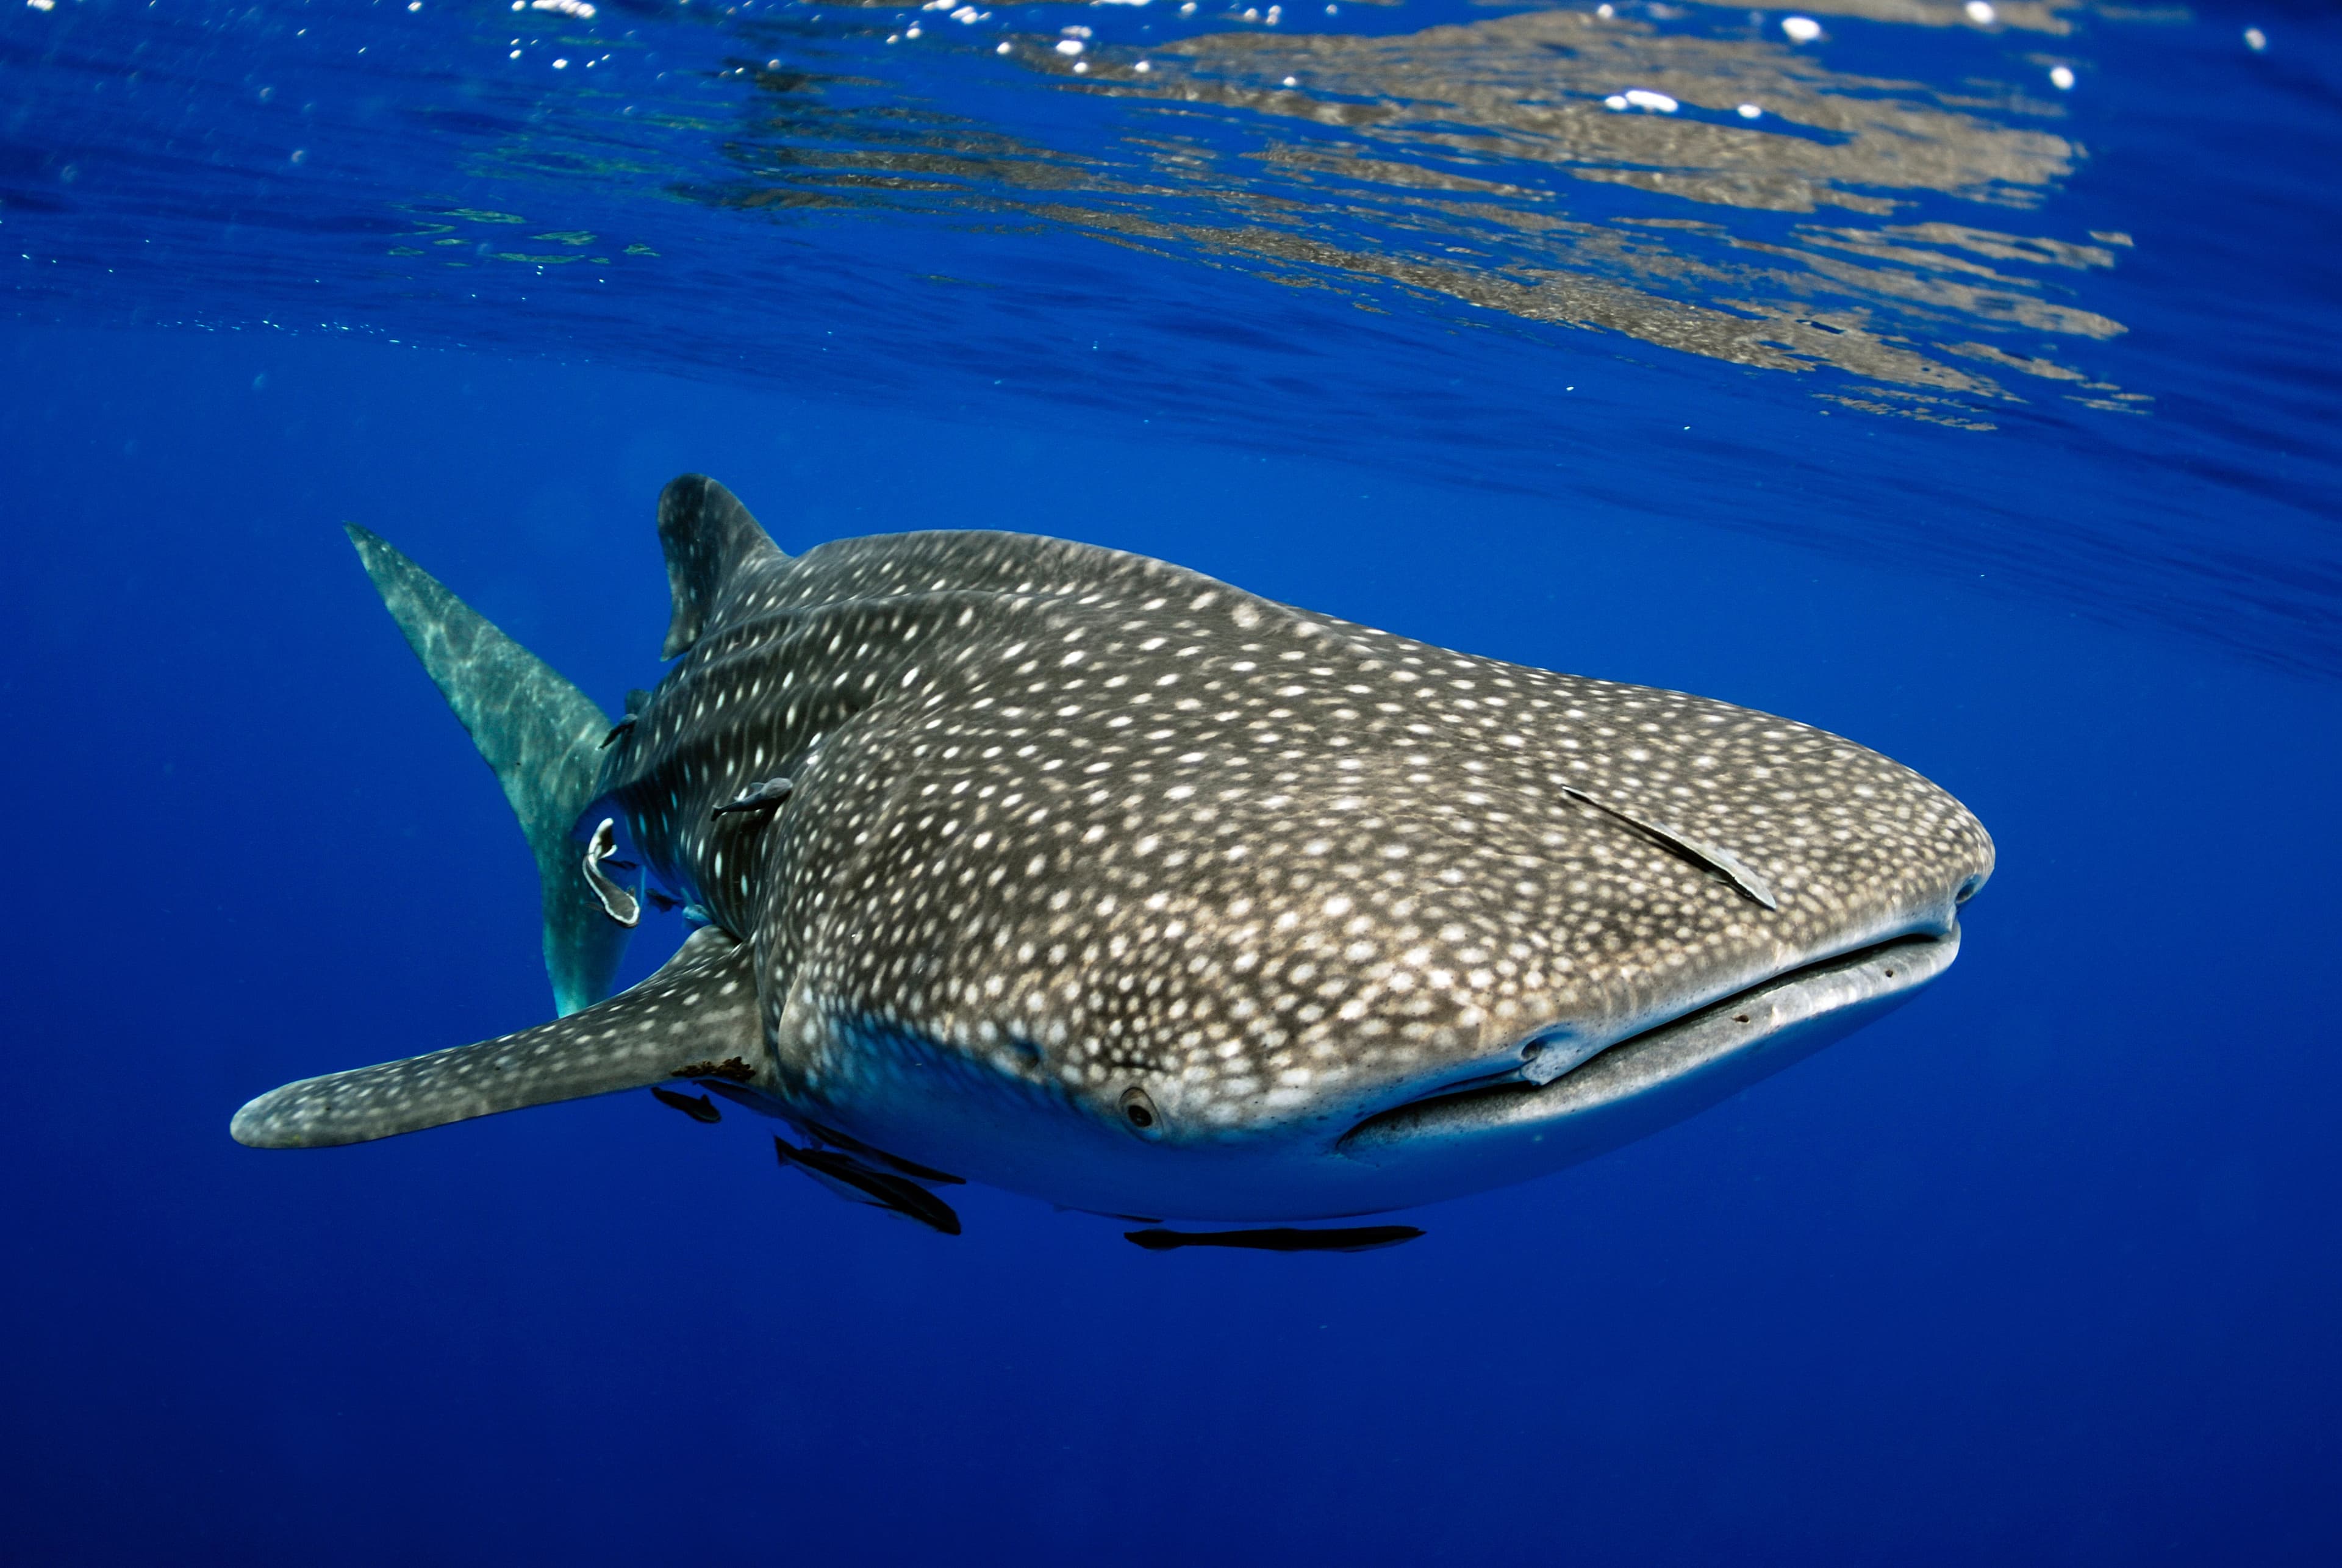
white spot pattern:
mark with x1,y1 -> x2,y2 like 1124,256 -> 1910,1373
231,928 -> 757,1147
600,528 -> 1994,1141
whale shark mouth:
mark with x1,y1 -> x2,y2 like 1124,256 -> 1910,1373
1336,928 -> 1961,1164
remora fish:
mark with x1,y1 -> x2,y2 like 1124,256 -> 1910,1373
232,476 -> 1994,1225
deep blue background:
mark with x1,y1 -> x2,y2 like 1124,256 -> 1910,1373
3,318 -> 2338,1563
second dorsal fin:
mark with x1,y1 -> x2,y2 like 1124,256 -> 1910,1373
657,474 -> 786,659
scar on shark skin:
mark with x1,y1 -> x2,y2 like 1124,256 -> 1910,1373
650,1086 -> 722,1123
1559,785 -> 1779,911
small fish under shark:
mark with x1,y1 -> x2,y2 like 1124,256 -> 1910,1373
232,476 -> 1994,1244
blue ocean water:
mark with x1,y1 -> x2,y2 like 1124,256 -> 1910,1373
4,0 -> 2338,1561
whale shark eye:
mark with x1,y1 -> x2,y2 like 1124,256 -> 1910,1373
1119,1086 -> 1161,1134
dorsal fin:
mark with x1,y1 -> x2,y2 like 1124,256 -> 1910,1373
657,474 -> 785,659
231,928 -> 759,1147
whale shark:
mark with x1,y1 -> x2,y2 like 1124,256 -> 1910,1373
233,476 -> 1994,1234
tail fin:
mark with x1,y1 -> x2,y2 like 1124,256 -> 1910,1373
346,524 -> 625,1017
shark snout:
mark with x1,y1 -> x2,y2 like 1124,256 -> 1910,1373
1129,773 -> 1996,1148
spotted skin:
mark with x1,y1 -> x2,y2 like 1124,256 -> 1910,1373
232,928 -> 757,1148
595,480 -> 1992,1212
234,476 -> 1992,1222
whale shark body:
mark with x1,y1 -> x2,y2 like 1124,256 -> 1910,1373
234,477 -> 1994,1233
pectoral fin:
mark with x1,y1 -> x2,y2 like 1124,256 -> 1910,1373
232,927 -> 760,1148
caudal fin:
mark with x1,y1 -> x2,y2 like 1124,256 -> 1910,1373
345,524 -> 624,1016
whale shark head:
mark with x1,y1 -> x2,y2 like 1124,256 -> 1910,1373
234,478 -> 1992,1228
